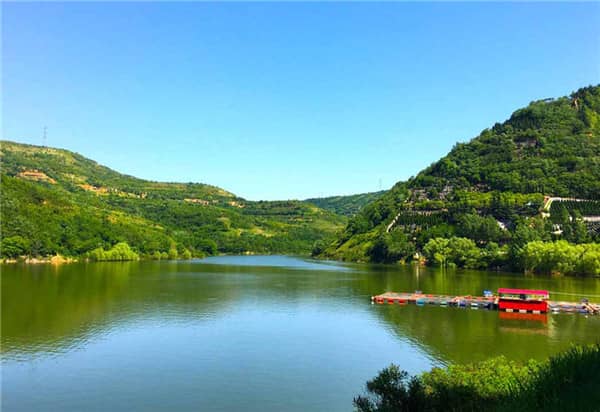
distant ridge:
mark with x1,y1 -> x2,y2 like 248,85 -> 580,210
305,191 -> 385,217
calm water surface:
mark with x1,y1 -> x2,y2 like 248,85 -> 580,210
2,256 -> 600,411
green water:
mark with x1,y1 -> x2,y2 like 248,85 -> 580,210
2,256 -> 600,411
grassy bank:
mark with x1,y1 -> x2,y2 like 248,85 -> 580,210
354,344 -> 600,412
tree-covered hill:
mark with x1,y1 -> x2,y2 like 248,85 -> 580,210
1,141 -> 346,259
305,191 -> 385,217
322,85 -> 600,275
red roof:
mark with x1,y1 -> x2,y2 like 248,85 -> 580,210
498,288 -> 549,296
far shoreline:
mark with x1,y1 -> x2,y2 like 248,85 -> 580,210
2,253 -> 598,278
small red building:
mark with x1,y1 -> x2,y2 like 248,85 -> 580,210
497,288 -> 549,313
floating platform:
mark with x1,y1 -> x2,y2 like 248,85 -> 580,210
371,292 -> 600,315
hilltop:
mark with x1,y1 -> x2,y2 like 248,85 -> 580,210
0,141 -> 345,259
322,85 -> 600,275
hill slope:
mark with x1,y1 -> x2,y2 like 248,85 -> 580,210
0,141 -> 345,258
305,191 -> 385,217
324,85 -> 600,272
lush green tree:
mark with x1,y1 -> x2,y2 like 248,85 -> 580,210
521,241 -> 600,276
368,231 -> 416,263
88,242 -> 139,261
354,364 -> 426,412
508,218 -> 552,269
88,247 -> 107,261
423,237 -> 482,268
456,214 -> 507,244
423,238 -> 451,267
386,231 -> 416,263
1,235 -> 31,258
151,251 -> 162,260
180,248 -> 192,260
446,237 -> 482,268
168,245 -> 178,260
415,224 -> 455,249
369,235 -> 391,263
347,214 -> 372,235
481,242 -> 509,268
564,211 -> 591,244
195,238 -> 218,255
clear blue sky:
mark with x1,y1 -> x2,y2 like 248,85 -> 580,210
3,2 -> 599,200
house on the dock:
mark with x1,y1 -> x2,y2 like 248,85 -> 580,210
497,288 -> 549,314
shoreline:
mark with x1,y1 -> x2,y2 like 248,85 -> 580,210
2,253 -> 598,278
0,252 -> 312,265
2,255 -> 79,265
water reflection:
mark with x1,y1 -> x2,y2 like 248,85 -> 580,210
197,254 -> 354,271
2,258 -> 600,363
2,257 -> 600,411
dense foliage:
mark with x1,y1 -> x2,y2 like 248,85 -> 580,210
0,141 -> 345,259
354,344 -> 600,412
87,242 -> 140,261
323,85 -> 600,275
306,191 -> 386,217
521,241 -> 600,276
410,86 -> 600,197
422,237 -> 506,269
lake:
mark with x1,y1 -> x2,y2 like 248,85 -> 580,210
2,256 -> 600,411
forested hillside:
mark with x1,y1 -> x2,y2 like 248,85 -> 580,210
322,85 -> 600,275
305,191 -> 385,217
0,141 -> 345,259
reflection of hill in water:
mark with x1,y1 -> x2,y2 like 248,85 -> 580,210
1,262 -> 236,357
1,259 -> 360,357
2,259 -> 600,363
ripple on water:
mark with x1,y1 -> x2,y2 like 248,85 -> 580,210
2,256 -> 599,412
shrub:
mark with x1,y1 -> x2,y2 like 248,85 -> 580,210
87,242 -> 139,261
354,345 -> 600,412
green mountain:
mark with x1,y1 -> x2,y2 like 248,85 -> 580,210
324,85 -> 600,274
305,191 -> 385,217
0,141 -> 345,259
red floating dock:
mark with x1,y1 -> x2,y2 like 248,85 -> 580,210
371,290 -> 599,315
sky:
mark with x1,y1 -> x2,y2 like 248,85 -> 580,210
3,2 -> 599,200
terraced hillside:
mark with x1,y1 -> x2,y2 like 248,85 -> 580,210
322,85 -> 600,274
1,141 -> 345,259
